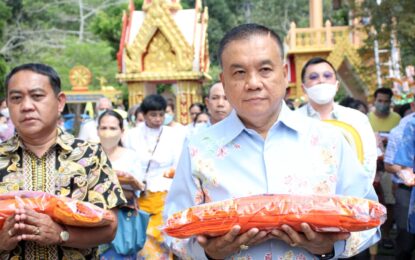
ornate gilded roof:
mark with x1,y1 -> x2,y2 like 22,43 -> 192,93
117,0 -> 210,82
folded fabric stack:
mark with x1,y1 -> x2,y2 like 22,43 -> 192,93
0,191 -> 114,229
164,194 -> 386,238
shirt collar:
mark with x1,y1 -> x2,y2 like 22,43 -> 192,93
0,128 -> 74,155
214,102 -> 307,145
305,102 -> 339,120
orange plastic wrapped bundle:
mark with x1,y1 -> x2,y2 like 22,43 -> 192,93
0,191 -> 114,229
163,194 -> 386,238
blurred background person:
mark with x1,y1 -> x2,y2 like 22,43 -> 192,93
122,94 -> 185,259
368,87 -> 401,250
0,97 -> 15,141
164,102 -> 185,131
204,82 -> 232,125
78,97 -> 113,142
383,99 -> 415,258
187,111 -> 210,136
134,106 -> 145,126
369,88 -> 401,132
339,96 -> 369,115
97,110 -> 144,259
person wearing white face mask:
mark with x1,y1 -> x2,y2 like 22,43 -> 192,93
97,110 -> 145,259
296,57 -> 377,182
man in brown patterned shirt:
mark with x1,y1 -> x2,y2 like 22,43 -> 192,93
0,63 -> 126,259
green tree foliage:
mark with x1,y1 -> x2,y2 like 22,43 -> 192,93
0,1 -> 11,97
357,0 -> 415,69
90,0 -> 144,56
0,0 -> 127,93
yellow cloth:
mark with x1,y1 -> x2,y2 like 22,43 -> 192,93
137,191 -> 172,260
368,111 -> 401,132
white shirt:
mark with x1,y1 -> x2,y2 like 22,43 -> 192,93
78,120 -> 99,143
297,103 -> 377,179
111,148 -> 143,191
122,123 -> 185,192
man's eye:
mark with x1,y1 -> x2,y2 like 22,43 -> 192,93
33,94 -> 44,99
10,96 -> 21,101
260,67 -> 272,73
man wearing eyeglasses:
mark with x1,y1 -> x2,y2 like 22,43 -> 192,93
296,57 -> 377,181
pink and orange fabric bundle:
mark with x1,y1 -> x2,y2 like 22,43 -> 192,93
0,191 -> 114,229
164,194 -> 386,238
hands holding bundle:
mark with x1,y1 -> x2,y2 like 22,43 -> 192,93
0,205 -> 66,251
199,224 -> 350,259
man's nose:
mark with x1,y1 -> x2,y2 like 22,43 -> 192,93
21,97 -> 35,111
246,73 -> 262,90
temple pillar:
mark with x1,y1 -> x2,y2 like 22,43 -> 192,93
127,82 -> 146,107
176,80 -> 203,125
309,0 -> 323,28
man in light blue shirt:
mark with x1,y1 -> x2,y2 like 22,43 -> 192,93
384,112 -> 415,258
164,23 -> 380,260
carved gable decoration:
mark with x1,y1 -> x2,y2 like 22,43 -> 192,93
125,0 -> 193,74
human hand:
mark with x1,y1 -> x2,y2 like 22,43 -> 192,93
116,171 -> 145,191
397,169 -> 415,186
13,206 -> 64,246
270,223 -> 350,255
0,216 -> 19,251
197,225 -> 269,259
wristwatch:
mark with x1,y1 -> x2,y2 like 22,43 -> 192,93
314,248 -> 335,260
59,227 -> 70,244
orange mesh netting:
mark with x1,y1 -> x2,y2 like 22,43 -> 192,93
163,194 -> 386,238
0,191 -> 114,229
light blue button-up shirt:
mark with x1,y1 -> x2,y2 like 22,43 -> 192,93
394,116 -> 415,169
164,103 -> 381,259
384,113 -> 415,183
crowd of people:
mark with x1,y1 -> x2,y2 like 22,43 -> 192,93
0,23 -> 414,260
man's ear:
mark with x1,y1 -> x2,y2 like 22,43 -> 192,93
282,63 -> 289,88
57,92 -> 67,113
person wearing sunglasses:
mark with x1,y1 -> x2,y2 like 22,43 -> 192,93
297,57 -> 377,181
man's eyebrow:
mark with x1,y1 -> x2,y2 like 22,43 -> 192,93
8,88 -> 46,95
229,64 -> 244,69
8,89 -> 22,95
28,88 -> 46,93
259,60 -> 275,66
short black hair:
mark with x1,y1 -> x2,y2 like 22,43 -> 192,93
301,57 -> 337,83
374,87 -> 394,99
397,103 -> 411,117
140,94 -> 167,114
217,23 -> 284,68
4,63 -> 61,96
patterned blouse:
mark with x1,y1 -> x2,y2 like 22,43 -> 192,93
0,128 -> 126,260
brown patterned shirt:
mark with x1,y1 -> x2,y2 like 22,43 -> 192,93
0,128 -> 126,260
